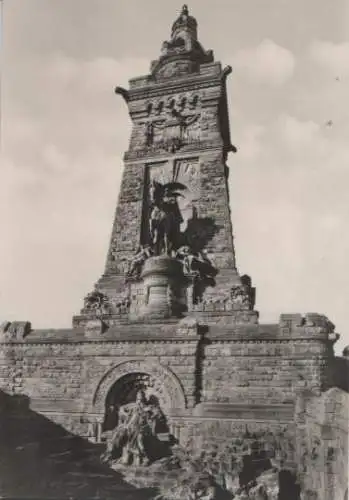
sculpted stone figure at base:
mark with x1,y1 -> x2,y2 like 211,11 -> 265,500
0,321 -> 32,341
83,290 -> 111,316
126,245 -> 154,280
176,246 -> 214,277
101,390 -> 166,467
176,246 -> 217,304
230,284 -> 251,308
176,245 -> 195,274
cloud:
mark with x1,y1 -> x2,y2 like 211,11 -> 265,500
279,115 -> 320,146
234,124 -> 265,162
234,114 -> 333,168
230,111 -> 349,352
233,39 -> 296,86
272,115 -> 332,165
309,40 -> 349,77
0,52 -> 151,326
2,52 -> 150,169
2,38 -> 349,353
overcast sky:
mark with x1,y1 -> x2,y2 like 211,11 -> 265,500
1,0 -> 348,353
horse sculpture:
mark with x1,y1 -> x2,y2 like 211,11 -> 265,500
149,181 -> 186,256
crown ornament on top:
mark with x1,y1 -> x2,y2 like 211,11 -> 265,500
171,4 -> 198,42
157,5 -> 213,67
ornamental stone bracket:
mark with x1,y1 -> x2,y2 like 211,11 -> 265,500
89,359 -> 188,418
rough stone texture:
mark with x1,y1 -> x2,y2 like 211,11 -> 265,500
104,162 -> 146,276
0,317 -> 341,444
1,6 -> 348,500
295,388 -> 349,500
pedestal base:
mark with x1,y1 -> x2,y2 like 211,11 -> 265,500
139,256 -> 184,320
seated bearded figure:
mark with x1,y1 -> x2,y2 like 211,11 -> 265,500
101,390 -> 166,467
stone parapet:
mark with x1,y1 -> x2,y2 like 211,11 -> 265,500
1,317 -> 339,344
279,313 -> 338,341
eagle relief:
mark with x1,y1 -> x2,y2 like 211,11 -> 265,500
142,93 -> 201,153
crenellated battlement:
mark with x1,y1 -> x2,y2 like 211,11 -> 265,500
279,313 -> 337,339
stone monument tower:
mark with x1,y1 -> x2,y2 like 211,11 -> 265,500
75,4 -> 257,329
1,7 -> 347,499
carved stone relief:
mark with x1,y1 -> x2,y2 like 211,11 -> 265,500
147,158 -> 200,237
190,282 -> 253,312
81,290 -> 130,318
155,60 -> 194,80
125,245 -> 154,281
115,157 -> 221,313
138,92 -> 202,153
0,321 -> 31,341
91,360 -> 187,415
101,388 -> 168,466
82,291 -> 112,317
110,292 -> 131,316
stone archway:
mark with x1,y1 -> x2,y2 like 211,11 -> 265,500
91,359 -> 187,417
102,371 -> 171,434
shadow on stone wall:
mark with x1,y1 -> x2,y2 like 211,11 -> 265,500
183,212 -> 220,253
333,357 -> 349,392
0,391 -> 155,500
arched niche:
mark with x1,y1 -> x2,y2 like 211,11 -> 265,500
91,359 -> 187,417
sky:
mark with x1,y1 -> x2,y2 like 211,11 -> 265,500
1,0 -> 349,354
